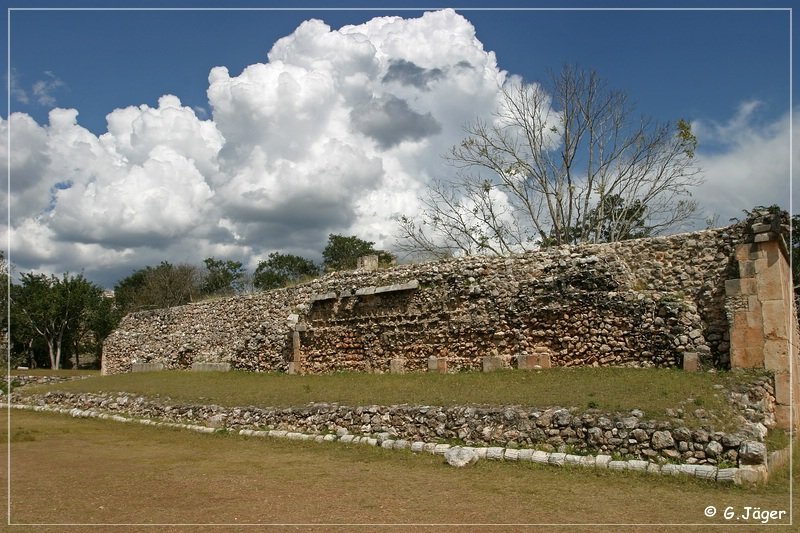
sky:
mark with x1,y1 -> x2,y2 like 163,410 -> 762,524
2,1 -> 796,289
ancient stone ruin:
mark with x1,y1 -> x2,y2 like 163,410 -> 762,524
102,210 -> 799,430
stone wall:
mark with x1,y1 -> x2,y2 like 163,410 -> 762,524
102,212 -> 800,430
10,370 -> 775,469
103,222 -> 747,376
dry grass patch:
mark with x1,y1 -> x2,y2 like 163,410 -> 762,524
3,410 -> 795,530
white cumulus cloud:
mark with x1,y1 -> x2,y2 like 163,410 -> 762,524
7,9 -> 787,289
5,9 -> 507,286
693,103 -> 794,224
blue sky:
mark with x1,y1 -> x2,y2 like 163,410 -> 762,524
2,1 -> 796,287
7,6 -> 792,134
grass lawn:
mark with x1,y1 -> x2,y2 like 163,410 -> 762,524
8,369 -> 100,377
3,409 -> 795,531
17,367 -> 771,431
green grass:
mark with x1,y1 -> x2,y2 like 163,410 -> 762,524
17,367 -> 767,428
9,368 -> 100,377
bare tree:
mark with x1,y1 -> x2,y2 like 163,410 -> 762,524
396,66 -> 701,257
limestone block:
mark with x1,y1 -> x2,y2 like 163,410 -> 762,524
607,460 -> 627,470
736,464 -> 768,484
516,354 -> 537,370
473,448 -> 488,459
427,357 -> 447,373
530,450 -> 549,464
486,447 -> 505,461
548,453 -> 566,466
191,362 -> 231,372
433,443 -> 451,455
774,372 -> 790,405
762,301 -> 789,339
751,222 -> 773,234
445,446 -> 479,467
482,356 -> 504,372
595,455 -> 612,469
389,358 -> 406,374
724,278 -> 757,296
536,353 -> 552,369
356,255 -> 379,271
517,449 -> 533,461
763,339 -> 789,370
354,286 -> 376,296
773,405 -> 792,430
504,448 -> 520,461
661,463 -> 681,476
651,430 -> 675,449
627,460 -> 648,471
131,362 -> 164,373
715,468 -> 737,483
757,268 -> 788,300
694,465 -> 717,480
682,352 -> 699,372
646,463 -> 661,474
292,331 -> 301,362
738,441 -> 767,465
310,292 -> 336,302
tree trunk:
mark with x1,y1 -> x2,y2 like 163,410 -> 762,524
54,342 -> 62,370
46,338 -> 56,369
27,339 -> 36,369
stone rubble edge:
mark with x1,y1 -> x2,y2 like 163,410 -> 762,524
6,402 -> 770,485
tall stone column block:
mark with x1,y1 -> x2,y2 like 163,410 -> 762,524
726,231 -> 798,430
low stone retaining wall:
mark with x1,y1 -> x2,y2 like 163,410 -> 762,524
10,372 -> 778,475
3,374 -> 94,390
7,401 -> 781,485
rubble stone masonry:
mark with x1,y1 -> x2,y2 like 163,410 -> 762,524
102,212 -> 798,429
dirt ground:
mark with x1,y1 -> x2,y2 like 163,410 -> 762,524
1,410 -> 796,532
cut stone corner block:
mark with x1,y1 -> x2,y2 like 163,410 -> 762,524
389,358 -> 406,374
190,362 -> 231,372
482,356 -> 504,372
517,352 -> 551,370
735,464 -> 768,485
427,356 -> 447,373
682,352 -> 699,372
131,362 -> 164,373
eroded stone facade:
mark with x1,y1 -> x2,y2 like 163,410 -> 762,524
103,223 -> 744,375
102,213 -> 798,429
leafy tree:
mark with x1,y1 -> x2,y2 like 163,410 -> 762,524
253,252 -> 319,290
114,261 -> 199,314
200,257 -> 246,297
11,273 -> 103,369
112,268 -> 148,316
397,65 -> 701,257
541,194 -> 650,246
67,291 -> 118,368
322,234 -> 395,272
